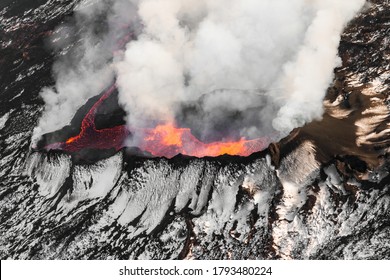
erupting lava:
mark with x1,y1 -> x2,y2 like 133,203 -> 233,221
42,84 -> 268,158
139,123 -> 266,158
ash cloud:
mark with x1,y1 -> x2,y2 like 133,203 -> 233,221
33,0 -> 366,146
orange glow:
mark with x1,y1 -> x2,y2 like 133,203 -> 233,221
145,123 -> 184,146
53,85 -> 267,158
43,28 -> 270,158
139,122 -> 267,158
47,85 -> 129,153
65,135 -> 79,144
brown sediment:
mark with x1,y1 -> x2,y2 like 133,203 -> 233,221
279,83 -> 388,169
276,1 -> 390,170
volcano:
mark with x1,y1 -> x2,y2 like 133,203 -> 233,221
1,0 -> 390,261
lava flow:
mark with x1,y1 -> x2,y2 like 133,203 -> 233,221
138,123 -> 267,158
42,85 -> 268,158
43,84 -> 129,153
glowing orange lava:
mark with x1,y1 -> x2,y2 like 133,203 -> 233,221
139,122 -> 267,158
44,84 -> 129,153
45,85 -> 268,158
40,29 -> 269,158
66,135 -> 78,144
144,123 -> 184,147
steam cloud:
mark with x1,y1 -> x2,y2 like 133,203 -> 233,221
33,0 -> 366,146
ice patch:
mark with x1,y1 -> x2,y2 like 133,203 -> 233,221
324,164 -> 346,194
0,111 -> 12,130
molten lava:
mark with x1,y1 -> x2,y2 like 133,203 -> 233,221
44,84 -> 129,153
38,25 -> 268,158
43,84 -> 268,158
139,123 -> 266,158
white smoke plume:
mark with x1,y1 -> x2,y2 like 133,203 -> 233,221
272,0 -> 367,132
34,0 -> 366,146
116,0 -> 312,141
32,0 -> 139,143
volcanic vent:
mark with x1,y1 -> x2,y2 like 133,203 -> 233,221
32,0 -> 367,161
35,82 -> 269,160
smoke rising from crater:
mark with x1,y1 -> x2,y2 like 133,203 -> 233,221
32,0 -> 139,143
33,0 -> 366,146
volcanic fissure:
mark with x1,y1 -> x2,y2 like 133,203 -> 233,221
35,82 -> 268,159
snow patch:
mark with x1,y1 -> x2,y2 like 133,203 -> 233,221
57,153 -> 123,213
25,152 -> 72,198
0,111 -> 12,130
